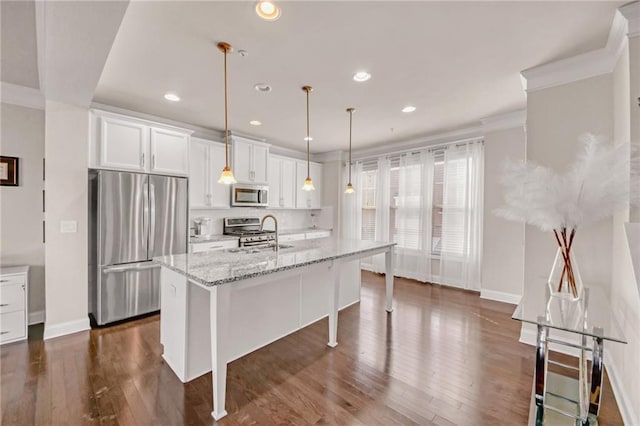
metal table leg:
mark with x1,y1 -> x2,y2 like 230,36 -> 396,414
535,320 -> 548,426
589,327 -> 604,417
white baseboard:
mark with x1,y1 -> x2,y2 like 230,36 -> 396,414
605,355 -> 640,426
43,317 -> 90,340
480,289 -> 521,305
28,310 -> 45,325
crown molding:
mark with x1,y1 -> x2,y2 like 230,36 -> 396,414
521,10 -> 628,92
0,82 -> 45,110
352,124 -> 483,161
620,2 -> 640,38
481,109 -> 526,132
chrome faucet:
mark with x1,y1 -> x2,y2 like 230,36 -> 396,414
260,214 -> 279,251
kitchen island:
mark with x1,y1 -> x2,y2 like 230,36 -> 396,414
155,238 -> 396,420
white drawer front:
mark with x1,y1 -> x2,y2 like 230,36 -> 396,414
0,310 -> 26,343
0,284 -> 25,314
191,239 -> 238,253
306,231 -> 331,240
280,233 -> 305,243
0,274 -> 25,286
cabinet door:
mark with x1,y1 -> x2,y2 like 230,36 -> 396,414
150,128 -> 190,176
310,162 -> 323,209
232,139 -> 252,182
268,156 -> 282,208
295,160 -> 311,209
99,116 -> 149,172
189,138 -> 210,208
252,144 -> 269,183
209,144 -> 231,208
281,158 -> 296,209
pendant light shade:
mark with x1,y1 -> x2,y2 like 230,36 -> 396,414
301,86 -> 315,191
217,42 -> 237,185
345,107 -> 355,194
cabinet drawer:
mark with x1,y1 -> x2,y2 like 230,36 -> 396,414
0,310 -> 26,343
0,284 -> 25,314
191,239 -> 238,253
0,274 -> 25,286
280,233 -> 305,243
306,231 -> 331,240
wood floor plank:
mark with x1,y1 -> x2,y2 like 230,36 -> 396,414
0,271 -> 625,425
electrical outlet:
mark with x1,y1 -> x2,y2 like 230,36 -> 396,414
60,220 -> 77,233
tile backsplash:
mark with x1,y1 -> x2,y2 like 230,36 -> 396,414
190,207 -> 333,236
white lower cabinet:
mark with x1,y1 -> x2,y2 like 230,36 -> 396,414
190,239 -> 238,253
0,266 -> 28,345
190,138 -> 231,209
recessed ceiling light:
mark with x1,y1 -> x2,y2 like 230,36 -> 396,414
249,120 -> 262,126
402,105 -> 416,113
254,83 -> 272,93
255,1 -> 281,21
304,136 -> 313,141
353,71 -> 371,82
164,92 -> 180,102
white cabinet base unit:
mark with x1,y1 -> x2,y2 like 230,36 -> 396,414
158,240 -> 395,420
0,266 -> 29,345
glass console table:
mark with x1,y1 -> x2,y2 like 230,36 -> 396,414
512,287 -> 627,426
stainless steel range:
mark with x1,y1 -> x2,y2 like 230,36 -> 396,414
223,217 -> 276,248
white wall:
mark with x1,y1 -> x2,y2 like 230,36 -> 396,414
0,103 -> 46,322
43,101 -> 90,339
608,35 -> 640,425
481,125 -> 526,304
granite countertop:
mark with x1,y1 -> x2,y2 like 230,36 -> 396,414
155,239 -> 395,287
190,235 -> 239,244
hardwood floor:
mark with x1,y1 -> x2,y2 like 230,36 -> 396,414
1,271 -> 623,425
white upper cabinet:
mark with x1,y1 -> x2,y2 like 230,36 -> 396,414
190,137 -> 230,209
150,128 -> 189,176
98,115 -> 149,172
268,155 -> 297,209
91,110 -> 192,176
231,136 -> 269,183
295,160 -> 323,209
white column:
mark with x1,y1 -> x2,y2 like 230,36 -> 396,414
210,284 -> 231,420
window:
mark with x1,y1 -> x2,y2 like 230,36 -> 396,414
360,169 -> 377,241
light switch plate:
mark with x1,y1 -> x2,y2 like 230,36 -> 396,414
60,220 -> 77,233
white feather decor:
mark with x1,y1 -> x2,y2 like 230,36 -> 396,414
495,134 -> 640,297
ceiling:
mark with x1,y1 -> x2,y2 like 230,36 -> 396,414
94,1 -> 622,154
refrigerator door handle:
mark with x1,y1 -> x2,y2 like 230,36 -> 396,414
149,182 -> 156,255
103,263 -> 160,273
143,182 -> 150,257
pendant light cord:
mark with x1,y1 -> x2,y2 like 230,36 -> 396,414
223,47 -> 229,168
306,89 -> 310,178
348,109 -> 353,183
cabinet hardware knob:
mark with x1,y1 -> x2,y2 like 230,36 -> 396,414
0,331 -> 9,335
141,153 -> 145,167
0,280 -> 6,283
152,154 -> 156,169
0,304 -> 8,307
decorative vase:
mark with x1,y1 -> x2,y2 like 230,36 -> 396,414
547,247 -> 584,301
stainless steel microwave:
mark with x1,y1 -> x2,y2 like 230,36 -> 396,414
231,183 -> 269,207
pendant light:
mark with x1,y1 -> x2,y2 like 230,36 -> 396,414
301,85 -> 315,191
217,41 -> 237,185
344,107 -> 355,194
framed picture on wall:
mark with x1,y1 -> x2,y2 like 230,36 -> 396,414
0,156 -> 19,186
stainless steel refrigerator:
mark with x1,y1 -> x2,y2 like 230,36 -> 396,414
88,170 -> 188,325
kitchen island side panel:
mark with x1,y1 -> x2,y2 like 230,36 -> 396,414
160,260 -> 361,382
